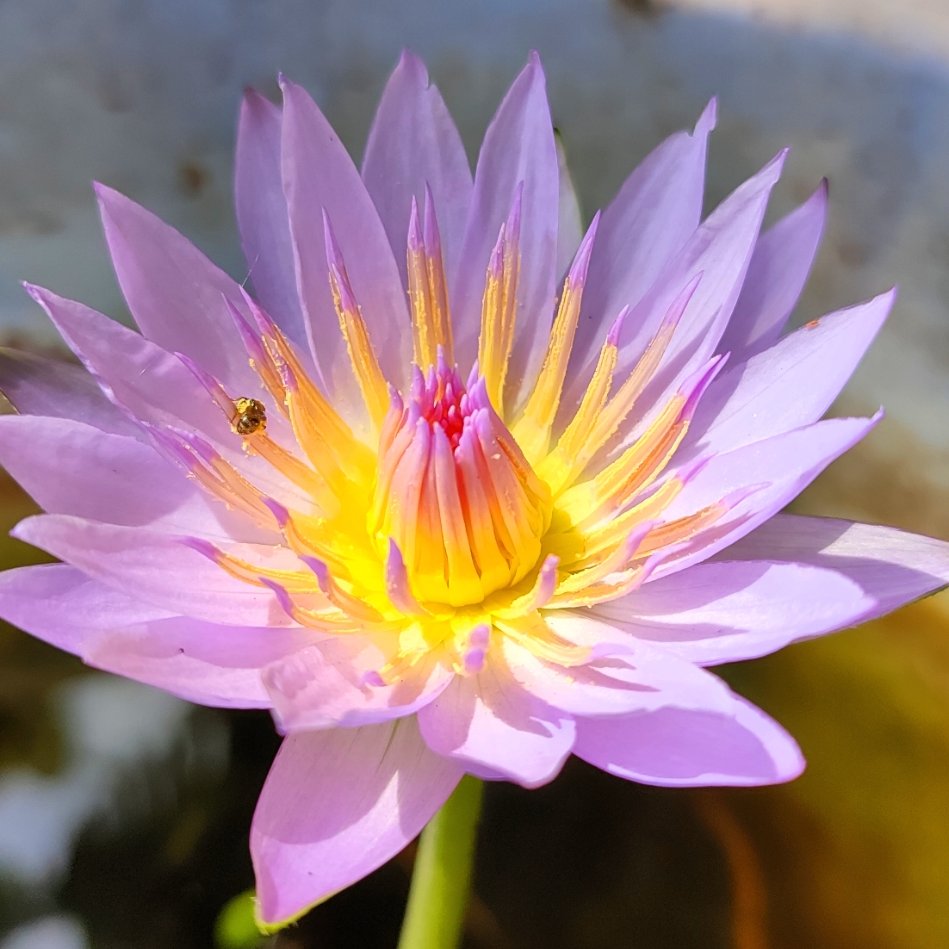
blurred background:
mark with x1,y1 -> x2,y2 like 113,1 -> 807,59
1,1 -> 948,946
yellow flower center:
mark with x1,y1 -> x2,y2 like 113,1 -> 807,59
178,196 -> 738,680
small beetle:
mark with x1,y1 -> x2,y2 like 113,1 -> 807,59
232,397 -> 267,435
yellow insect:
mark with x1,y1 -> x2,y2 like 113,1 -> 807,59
232,397 -> 267,436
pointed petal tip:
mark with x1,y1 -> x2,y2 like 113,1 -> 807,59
407,196 -> 423,250
320,212 -> 347,276
277,72 -> 310,100
20,281 -> 45,305
386,536 -> 403,562
771,146 -> 791,171
828,285 -> 897,327
567,212 -> 601,287
8,515 -> 38,545
678,451 -> 714,484
172,348 -> 201,374
421,184 -> 444,250
731,149 -> 788,201
300,554 -> 331,589
397,48 -> 428,82
513,50 -> 547,90
694,97 -> 718,135
794,177 -> 829,222
320,208 -> 338,256
683,269 -> 704,296
606,306 -> 630,347
92,182 -> 142,228
179,535 -> 217,559
683,352 -> 729,409
258,576 -> 295,618
241,86 -> 279,119
261,496 -> 290,528
92,180 -> 123,205
577,209 -> 601,251
241,86 -> 264,105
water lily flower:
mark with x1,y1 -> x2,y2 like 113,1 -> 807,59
1,51 -> 948,928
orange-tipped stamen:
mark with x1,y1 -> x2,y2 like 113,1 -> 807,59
322,211 -> 389,429
407,188 -> 454,367
477,185 -> 523,413
514,213 -> 600,461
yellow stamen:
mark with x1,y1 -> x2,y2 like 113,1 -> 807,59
556,392 -> 689,527
542,280 -> 693,493
477,187 -> 522,413
322,211 -> 390,430
559,475 -> 687,569
242,433 -> 340,517
495,614 -> 591,667
407,193 -> 454,366
513,214 -> 598,461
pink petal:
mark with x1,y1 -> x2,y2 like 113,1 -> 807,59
95,184 -> 259,393
0,563 -> 175,650
0,346 -> 138,437
452,54 -> 559,407
611,153 -> 786,447
587,559 -> 875,665
417,662 -> 575,788
680,289 -> 894,460
717,513 -> 949,619
569,100 -> 715,379
0,565 -> 310,708
501,631 -> 734,715
565,151 -> 785,448
26,284 -> 301,514
251,719 -> 463,926
11,514 -> 291,627
279,77 -> 410,412
236,91 -> 308,352
87,619 -> 312,708
719,180 -> 828,359
262,641 -> 453,732
575,694 -> 805,787
656,414 -> 880,577
26,285 -> 232,438
362,51 -> 472,286
0,415 -> 231,536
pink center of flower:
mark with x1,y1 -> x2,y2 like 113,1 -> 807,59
369,355 -> 552,608
413,356 -> 468,451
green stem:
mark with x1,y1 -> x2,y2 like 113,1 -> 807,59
397,775 -> 484,949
